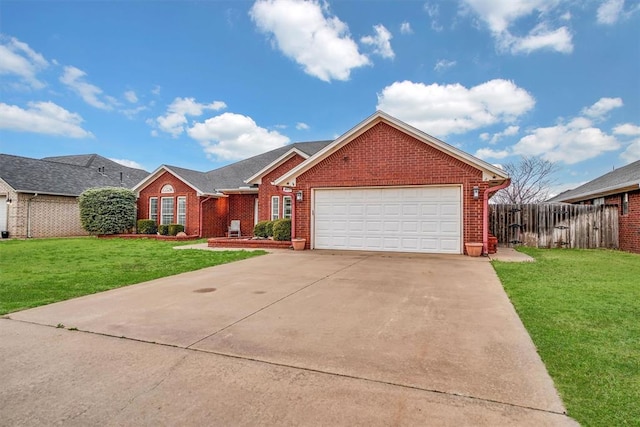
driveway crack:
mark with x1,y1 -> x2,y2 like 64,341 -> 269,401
185,254 -> 374,349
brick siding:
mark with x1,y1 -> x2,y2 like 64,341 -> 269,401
229,194 -> 258,236
284,122 -> 487,250
605,190 -> 640,253
258,155 -> 306,222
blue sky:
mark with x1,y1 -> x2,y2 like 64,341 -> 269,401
1,0 -> 639,195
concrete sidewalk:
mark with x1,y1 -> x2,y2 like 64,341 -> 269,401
2,250 -> 575,426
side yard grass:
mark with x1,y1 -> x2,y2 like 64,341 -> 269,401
492,248 -> 639,426
0,238 -> 265,315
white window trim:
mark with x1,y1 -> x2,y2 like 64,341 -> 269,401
177,196 -> 186,226
283,196 -> 292,219
149,197 -> 158,222
271,196 -> 280,220
161,197 -> 174,225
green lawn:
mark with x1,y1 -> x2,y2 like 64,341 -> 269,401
492,248 -> 640,427
0,238 -> 265,315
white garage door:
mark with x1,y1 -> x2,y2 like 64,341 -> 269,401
314,186 -> 461,254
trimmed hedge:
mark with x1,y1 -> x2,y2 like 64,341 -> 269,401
265,221 -> 275,237
137,219 -> 157,234
158,224 -> 169,236
79,187 -> 136,235
254,220 -> 271,238
272,218 -> 291,241
168,224 -> 185,236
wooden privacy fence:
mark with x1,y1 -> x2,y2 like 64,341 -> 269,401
490,204 -> 619,249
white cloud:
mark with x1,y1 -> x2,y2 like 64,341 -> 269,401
361,24 -> 395,59
581,97 -> 623,119
0,101 -> 92,138
513,117 -> 620,164
614,123 -> 640,136
462,0 -> 573,54
0,36 -> 49,89
60,66 -> 116,110
296,122 -> 310,130
124,90 -> 138,103
474,147 -> 510,160
151,85 -> 161,95
424,3 -> 443,31
434,59 -> 456,71
507,24 -> 573,54
249,0 -> 370,82
485,125 -> 519,144
109,158 -> 145,170
480,132 -> 490,141
187,112 -> 290,161
154,97 -> 227,137
597,0 -> 624,24
376,79 -> 535,137
400,22 -> 413,34
620,140 -> 640,163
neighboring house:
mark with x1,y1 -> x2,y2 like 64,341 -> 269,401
548,160 -> 640,253
0,154 -> 149,238
135,111 -> 510,254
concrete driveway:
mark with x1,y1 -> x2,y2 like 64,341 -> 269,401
1,250 -> 576,426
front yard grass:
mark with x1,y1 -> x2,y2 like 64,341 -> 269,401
492,248 -> 639,426
0,237 -> 265,315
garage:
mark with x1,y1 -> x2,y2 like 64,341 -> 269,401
313,186 -> 461,253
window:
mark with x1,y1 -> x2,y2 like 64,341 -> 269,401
161,197 -> 174,225
283,196 -> 292,219
177,196 -> 186,226
622,193 -> 629,215
271,196 -> 280,220
593,197 -> 605,206
161,184 -> 174,193
149,197 -> 158,222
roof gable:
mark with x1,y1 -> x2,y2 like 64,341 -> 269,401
273,111 -> 508,187
548,160 -> 640,202
131,165 -> 219,196
244,148 -> 310,185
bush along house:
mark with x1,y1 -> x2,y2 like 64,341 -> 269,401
133,111 -> 510,255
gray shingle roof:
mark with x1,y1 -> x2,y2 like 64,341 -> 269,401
548,160 -> 640,202
148,140 -> 333,193
0,153 -> 149,196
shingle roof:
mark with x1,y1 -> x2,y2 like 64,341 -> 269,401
0,153 -> 150,196
140,140 -> 333,194
548,160 -> 640,202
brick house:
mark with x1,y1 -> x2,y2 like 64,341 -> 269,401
0,154 -> 149,238
136,111 -> 510,254
548,159 -> 640,253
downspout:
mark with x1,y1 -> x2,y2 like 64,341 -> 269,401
27,193 -> 38,238
198,196 -> 213,238
482,179 -> 511,255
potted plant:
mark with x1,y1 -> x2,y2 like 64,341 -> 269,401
465,242 -> 483,257
291,238 -> 306,251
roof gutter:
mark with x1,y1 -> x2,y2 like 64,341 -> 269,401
553,182 -> 640,203
483,179 -> 511,256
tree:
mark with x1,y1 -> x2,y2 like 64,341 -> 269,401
79,187 -> 137,235
492,157 -> 559,204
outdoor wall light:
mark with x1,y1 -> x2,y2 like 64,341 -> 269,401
296,191 -> 303,202
473,186 -> 479,200
5,198 -> 11,205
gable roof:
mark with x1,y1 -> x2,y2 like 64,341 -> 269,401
273,111 -> 509,187
0,153 -> 149,196
132,140 -> 332,195
548,160 -> 640,203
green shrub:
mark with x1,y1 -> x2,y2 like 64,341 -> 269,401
254,220 -> 271,238
272,219 -> 291,241
158,224 -> 169,235
265,220 -> 275,237
137,219 -> 157,234
168,224 -> 185,236
79,187 -> 136,235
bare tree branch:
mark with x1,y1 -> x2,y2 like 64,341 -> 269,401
492,156 -> 559,204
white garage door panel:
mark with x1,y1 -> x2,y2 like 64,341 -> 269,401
314,187 -> 461,254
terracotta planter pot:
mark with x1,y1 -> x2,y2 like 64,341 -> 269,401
291,238 -> 306,251
465,243 -> 483,257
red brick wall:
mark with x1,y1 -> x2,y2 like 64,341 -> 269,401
229,194 -> 258,236
137,171 -> 200,235
200,197 -> 227,238
605,190 -> 640,253
258,154 -> 306,221
291,122 -> 487,250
